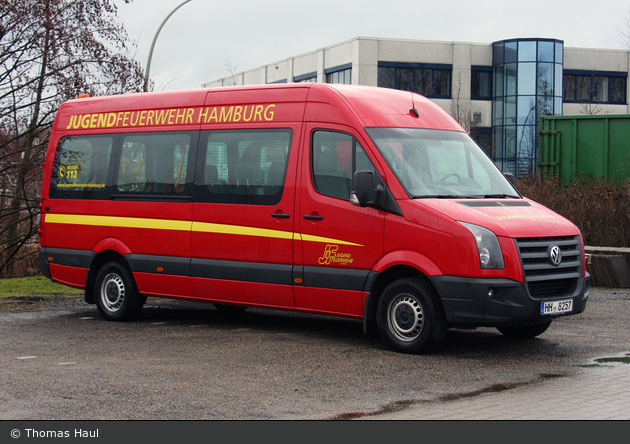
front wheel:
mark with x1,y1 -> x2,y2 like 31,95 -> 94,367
94,262 -> 144,321
497,321 -> 552,339
376,277 -> 446,354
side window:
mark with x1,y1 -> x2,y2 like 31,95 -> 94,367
312,130 -> 375,200
116,132 -> 192,195
195,129 -> 292,205
50,135 -> 114,199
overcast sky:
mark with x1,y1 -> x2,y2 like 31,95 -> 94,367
116,0 -> 630,91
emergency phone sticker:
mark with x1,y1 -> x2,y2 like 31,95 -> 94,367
54,163 -> 104,189
58,164 -> 80,179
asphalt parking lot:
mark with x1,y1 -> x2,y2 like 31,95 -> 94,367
0,287 -> 628,420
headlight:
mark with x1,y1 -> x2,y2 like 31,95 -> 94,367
459,222 -> 504,269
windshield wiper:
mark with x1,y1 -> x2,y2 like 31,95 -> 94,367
483,193 -> 520,199
414,194 -> 462,199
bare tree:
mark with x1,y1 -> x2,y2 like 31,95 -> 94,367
223,59 -> 240,86
621,7 -> 630,49
579,101 -> 607,116
0,0 -> 145,277
450,69 -> 471,132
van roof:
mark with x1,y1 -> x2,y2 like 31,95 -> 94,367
57,83 -> 464,132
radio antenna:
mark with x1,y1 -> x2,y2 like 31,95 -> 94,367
409,92 -> 419,118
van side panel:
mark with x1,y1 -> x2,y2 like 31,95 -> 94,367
43,201 -> 195,298
47,263 -> 88,290
190,90 -> 305,307
41,89 -> 204,300
295,122 -> 385,317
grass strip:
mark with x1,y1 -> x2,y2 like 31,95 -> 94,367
0,276 -> 83,299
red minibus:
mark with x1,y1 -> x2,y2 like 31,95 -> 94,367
39,83 -> 590,353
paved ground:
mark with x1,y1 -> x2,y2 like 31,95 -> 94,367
361,355 -> 630,420
1,287 -> 628,421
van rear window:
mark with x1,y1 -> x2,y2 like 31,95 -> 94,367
50,135 -> 114,199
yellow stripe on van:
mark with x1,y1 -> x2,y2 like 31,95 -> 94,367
192,221 -> 294,240
45,213 -> 363,247
45,213 -> 192,231
298,233 -> 363,247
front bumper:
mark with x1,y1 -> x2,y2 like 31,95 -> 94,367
429,272 -> 590,328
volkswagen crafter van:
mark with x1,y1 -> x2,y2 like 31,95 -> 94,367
38,83 -> 590,353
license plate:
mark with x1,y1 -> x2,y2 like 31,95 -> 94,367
541,299 -> 573,315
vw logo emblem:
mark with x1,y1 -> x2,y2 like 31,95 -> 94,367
549,245 -> 562,266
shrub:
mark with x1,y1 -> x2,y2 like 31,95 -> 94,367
515,174 -> 630,247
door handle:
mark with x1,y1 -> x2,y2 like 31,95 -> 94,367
271,213 -> 290,219
303,215 -> 323,221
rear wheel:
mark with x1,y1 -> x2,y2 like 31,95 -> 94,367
94,262 -> 144,321
376,277 -> 446,354
497,321 -> 552,339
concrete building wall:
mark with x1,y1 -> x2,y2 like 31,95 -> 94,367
355,37 -> 379,86
563,102 -> 629,115
201,37 -> 630,125
563,47 -> 630,115
376,38 -> 456,65
293,51 -> 319,80
564,48 -> 630,72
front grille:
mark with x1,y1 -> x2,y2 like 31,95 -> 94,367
515,236 -> 583,299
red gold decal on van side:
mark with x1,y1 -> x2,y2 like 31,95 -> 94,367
64,104 -> 276,130
318,245 -> 354,266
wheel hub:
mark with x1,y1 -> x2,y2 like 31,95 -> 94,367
389,294 -> 424,341
101,273 -> 125,311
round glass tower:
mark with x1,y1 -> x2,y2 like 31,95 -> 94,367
492,39 -> 564,177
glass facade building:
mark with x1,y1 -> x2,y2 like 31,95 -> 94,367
492,39 -> 564,177
204,37 -> 629,179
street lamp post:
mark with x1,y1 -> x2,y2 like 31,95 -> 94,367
143,0 -> 193,92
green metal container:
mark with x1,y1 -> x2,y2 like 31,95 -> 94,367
538,114 -> 630,182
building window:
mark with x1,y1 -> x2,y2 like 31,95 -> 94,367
294,72 -> 317,83
470,127 -> 493,157
563,71 -> 627,104
378,62 -> 452,98
471,66 -> 492,100
325,64 -> 352,84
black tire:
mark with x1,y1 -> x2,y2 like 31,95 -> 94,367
376,277 -> 446,354
94,262 -> 144,321
497,321 -> 552,339
213,303 -> 247,314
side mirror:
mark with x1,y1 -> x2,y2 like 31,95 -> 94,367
350,170 -> 403,216
504,172 -> 515,184
351,170 -> 377,207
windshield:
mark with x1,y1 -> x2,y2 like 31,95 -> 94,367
365,128 -> 520,199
